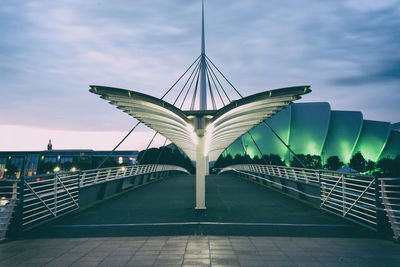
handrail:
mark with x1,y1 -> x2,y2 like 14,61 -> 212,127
219,164 -> 381,231
380,178 -> 400,240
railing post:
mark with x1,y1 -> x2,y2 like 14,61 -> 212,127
283,168 -> 288,179
9,177 -> 25,238
80,172 -> 86,187
77,171 -> 81,208
54,175 -> 58,216
94,170 -> 100,184
342,174 -> 346,216
375,177 -> 392,238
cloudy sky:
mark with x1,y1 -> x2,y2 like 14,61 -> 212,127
1,0 -> 399,151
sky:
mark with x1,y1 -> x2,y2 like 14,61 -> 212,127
1,0 -> 399,151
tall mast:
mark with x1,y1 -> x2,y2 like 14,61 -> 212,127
199,0 -> 207,110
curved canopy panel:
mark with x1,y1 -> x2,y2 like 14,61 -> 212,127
241,106 -> 292,162
289,102 -> 331,156
352,120 -> 391,161
379,130 -> 400,160
207,87 -> 310,161
90,85 -> 310,162
321,111 -> 363,163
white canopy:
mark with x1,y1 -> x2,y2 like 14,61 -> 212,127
90,85 -> 311,162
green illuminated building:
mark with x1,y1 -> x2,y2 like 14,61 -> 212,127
223,102 -> 400,164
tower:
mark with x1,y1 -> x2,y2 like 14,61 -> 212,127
47,139 -> 53,151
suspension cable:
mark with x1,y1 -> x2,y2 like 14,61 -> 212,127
96,121 -> 141,169
205,56 -> 305,167
245,131 -> 269,164
206,58 -> 231,102
97,57 -> 201,169
206,55 -> 243,98
161,55 -> 201,100
206,64 -> 225,106
155,138 -> 169,165
190,66 -> 201,110
180,63 -> 201,109
138,131 -> 159,165
206,68 -> 217,109
239,137 -> 252,164
262,121 -> 306,168
173,60 -> 201,105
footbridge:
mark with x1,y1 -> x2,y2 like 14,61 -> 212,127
1,164 -> 399,241
2,2 -> 400,265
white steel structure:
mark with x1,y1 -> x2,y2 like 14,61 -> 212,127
90,1 -> 311,209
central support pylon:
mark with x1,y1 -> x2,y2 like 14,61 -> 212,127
195,0 -> 208,209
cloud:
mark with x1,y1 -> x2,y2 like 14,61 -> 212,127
331,59 -> 400,85
0,0 -> 399,150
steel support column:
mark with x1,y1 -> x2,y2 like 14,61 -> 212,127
205,155 -> 210,175
196,130 -> 206,209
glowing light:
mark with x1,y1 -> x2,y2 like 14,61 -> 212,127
53,166 -> 60,172
186,124 -> 195,132
191,132 -> 198,145
121,166 -> 126,172
118,157 -> 123,164
70,167 -> 77,172
206,123 -> 214,133
204,131 -> 211,156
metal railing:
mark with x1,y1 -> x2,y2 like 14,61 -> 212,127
22,173 -> 80,230
319,171 -> 376,230
219,164 -> 382,231
220,164 -> 320,184
78,165 -> 189,188
0,180 -> 19,240
1,164 -> 189,238
380,178 -> 400,239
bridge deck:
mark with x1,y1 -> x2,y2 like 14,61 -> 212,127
28,174 -> 372,238
3,174 -> 400,267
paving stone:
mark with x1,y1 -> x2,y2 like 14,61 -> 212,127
183,258 -> 211,265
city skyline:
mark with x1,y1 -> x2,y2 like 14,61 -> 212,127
1,0 -> 399,151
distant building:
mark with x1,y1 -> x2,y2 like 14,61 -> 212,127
224,102 -> 400,165
0,149 -> 138,179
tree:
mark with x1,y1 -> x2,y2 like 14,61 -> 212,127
349,152 -> 366,172
74,157 -> 93,170
377,157 -> 395,177
395,156 -> 400,177
290,154 -> 322,169
268,154 -> 286,166
37,161 -> 57,174
324,156 -> 343,171
5,162 -> 18,178
365,160 -> 376,175
307,155 -> 322,169
137,146 -> 195,173
290,154 -> 307,168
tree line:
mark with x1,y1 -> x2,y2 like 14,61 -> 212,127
213,151 -> 400,177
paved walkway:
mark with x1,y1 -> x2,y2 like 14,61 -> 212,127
1,235 -> 400,267
27,175 -> 371,238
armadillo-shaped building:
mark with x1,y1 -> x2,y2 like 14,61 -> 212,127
224,102 -> 400,164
